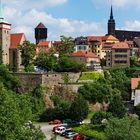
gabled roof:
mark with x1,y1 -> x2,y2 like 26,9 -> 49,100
102,35 -> 119,42
112,42 -> 129,49
37,41 -> 50,47
131,78 -> 140,90
71,50 -> 98,58
10,33 -> 25,49
36,22 -> 46,28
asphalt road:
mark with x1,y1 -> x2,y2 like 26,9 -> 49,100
35,123 -> 70,140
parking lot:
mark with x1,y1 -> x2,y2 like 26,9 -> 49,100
35,123 -> 70,140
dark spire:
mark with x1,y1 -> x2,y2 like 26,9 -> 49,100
110,5 -> 113,20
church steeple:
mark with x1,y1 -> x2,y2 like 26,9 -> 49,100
110,5 -> 113,20
108,5 -> 115,36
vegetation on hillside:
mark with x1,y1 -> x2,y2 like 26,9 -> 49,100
0,65 -> 45,139
80,71 -> 103,80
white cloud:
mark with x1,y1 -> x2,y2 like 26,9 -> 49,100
3,5 -> 106,42
3,0 -> 68,10
123,20 -> 140,31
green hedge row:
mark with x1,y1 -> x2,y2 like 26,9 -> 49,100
72,124 -> 108,140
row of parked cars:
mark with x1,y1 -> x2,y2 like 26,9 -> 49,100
50,120 -> 96,140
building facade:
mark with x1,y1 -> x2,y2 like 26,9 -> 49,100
71,50 -> 101,70
106,42 -> 130,67
74,37 -> 89,52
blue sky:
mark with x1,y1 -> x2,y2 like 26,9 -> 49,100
2,0 -> 140,42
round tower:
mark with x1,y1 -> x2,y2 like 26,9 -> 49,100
35,22 -> 47,44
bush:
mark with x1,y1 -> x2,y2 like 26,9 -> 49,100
72,124 -> 108,140
91,112 -> 112,125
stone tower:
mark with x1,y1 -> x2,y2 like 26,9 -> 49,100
108,5 -> 115,36
35,22 -> 47,44
0,0 -> 11,64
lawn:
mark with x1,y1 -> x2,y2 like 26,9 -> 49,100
72,124 -> 108,140
80,71 -> 103,80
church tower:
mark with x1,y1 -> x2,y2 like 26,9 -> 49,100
35,22 -> 47,44
108,5 -> 115,36
0,0 -> 11,64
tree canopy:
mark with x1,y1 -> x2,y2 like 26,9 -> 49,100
105,116 -> 140,140
19,41 -> 36,71
57,36 -> 74,55
69,95 -> 89,121
35,52 -> 57,71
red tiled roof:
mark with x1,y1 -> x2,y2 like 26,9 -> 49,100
87,36 -> 103,42
112,42 -> 130,49
37,41 -> 50,47
102,35 -> 119,42
36,22 -> 46,28
71,50 -> 98,58
10,33 -> 25,49
131,78 -> 140,90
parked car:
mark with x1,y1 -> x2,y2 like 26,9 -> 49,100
65,131 -> 77,138
52,125 -> 60,132
61,129 -> 72,136
69,120 -> 84,125
73,134 -> 86,140
49,120 -> 62,125
55,126 -> 66,135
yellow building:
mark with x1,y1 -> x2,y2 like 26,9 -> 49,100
87,35 -> 119,59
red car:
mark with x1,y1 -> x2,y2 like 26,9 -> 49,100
73,134 -> 86,140
49,120 -> 62,125
52,125 -> 60,132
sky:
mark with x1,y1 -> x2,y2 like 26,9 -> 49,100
2,0 -> 140,42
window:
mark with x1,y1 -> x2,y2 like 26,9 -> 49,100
84,46 -> 86,50
115,49 -> 127,52
115,60 -> 127,64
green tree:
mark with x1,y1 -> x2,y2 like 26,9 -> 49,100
135,103 -> 140,118
19,41 -> 36,71
69,95 -> 89,120
0,65 -> 19,90
91,112 -> 112,125
0,83 -> 45,139
105,116 -> 140,140
56,55 -> 85,72
30,85 -> 46,121
57,36 -> 74,55
130,54 -> 139,67
78,82 -> 112,103
109,68 -> 131,101
108,92 -> 126,118
35,52 -> 57,71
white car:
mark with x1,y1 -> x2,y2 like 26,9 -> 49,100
55,126 -> 66,135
